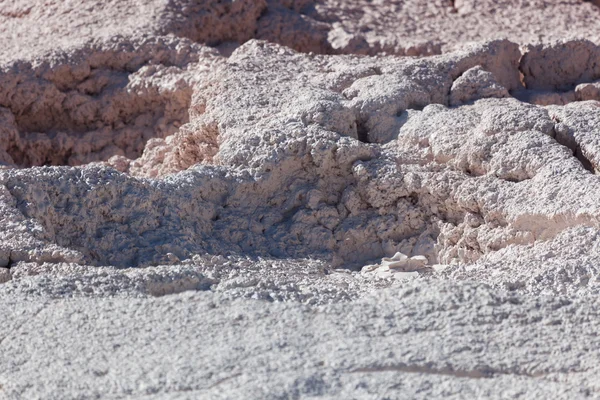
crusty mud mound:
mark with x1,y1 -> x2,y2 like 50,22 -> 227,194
4,38 -> 600,281
0,37 -> 219,169
3,1 -> 600,399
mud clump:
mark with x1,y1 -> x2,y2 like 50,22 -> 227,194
4,37 -> 600,277
0,37 -> 222,169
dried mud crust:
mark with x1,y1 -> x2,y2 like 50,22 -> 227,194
7,3 -> 600,398
0,37 -> 223,170
3,0 -> 600,62
4,38 -> 600,285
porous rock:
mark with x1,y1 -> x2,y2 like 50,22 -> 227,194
449,66 -> 509,106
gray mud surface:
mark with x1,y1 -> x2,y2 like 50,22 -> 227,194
3,1 -> 600,399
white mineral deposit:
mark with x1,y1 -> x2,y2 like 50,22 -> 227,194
1,1 -> 600,399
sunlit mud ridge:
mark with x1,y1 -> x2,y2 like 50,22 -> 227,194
3,38 -> 600,287
0,37 -> 222,170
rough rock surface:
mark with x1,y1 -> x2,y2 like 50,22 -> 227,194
3,0 -> 600,60
3,1 -> 600,399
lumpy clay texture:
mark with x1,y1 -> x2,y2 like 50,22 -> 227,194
4,1 -> 600,399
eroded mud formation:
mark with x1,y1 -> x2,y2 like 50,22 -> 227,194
6,1 -> 600,399
2,32 -> 600,290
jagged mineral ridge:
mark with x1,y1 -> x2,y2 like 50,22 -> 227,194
3,1 -> 600,399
